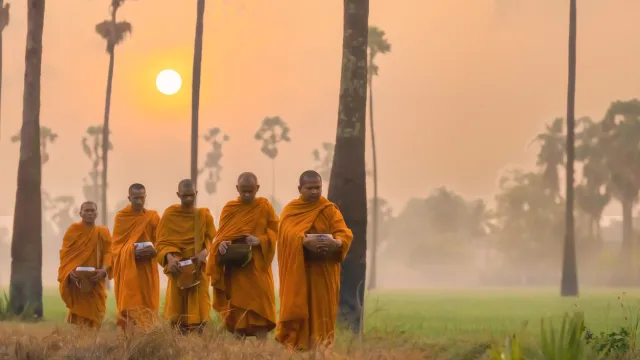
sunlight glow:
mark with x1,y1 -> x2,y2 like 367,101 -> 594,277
155,69 -> 182,95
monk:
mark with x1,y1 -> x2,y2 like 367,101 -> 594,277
156,179 -> 216,334
58,201 -> 112,329
207,172 -> 278,340
275,170 -> 353,350
111,183 -> 161,333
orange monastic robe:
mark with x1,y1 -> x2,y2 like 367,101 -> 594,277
111,205 -> 161,330
156,205 -> 216,326
207,197 -> 278,336
58,222 -> 113,328
275,196 -> 353,350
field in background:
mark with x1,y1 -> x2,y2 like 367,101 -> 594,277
35,288 -> 639,338
0,288 -> 637,359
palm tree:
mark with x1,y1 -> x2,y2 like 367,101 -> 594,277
190,0 -> 205,188
575,117 -> 610,245
254,116 -> 291,202
82,125 -> 112,205
199,127 -> 229,214
95,0 -> 131,226
598,99 -> 640,282
0,1 -> 9,139
10,0 -> 45,318
560,0 -> 578,297
11,126 -> 57,165
366,26 -> 390,291
533,117 -> 565,198
328,0 -> 369,334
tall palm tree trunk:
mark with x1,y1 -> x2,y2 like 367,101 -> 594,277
10,0 -> 45,318
191,0 -> 205,188
0,0 -> 3,140
101,49 -> 114,228
560,0 -> 578,297
367,59 -> 379,291
329,0 -> 369,334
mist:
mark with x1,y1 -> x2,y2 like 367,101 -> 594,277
0,0 -> 639,287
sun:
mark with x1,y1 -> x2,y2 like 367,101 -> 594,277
155,69 -> 182,95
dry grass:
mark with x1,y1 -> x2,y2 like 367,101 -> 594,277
0,322 -> 435,360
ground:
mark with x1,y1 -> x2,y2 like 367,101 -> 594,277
1,288 -> 638,359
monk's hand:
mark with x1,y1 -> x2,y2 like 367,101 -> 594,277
136,246 -> 156,260
244,235 -> 260,247
326,237 -> 342,252
68,271 -> 79,283
166,254 -> 182,275
303,236 -> 328,253
90,268 -> 107,282
194,249 -> 208,266
218,241 -> 231,255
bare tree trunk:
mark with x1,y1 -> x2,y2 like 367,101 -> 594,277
560,0 -> 578,297
101,50 -> 114,228
367,61 -> 378,291
328,0 -> 369,334
0,0 -> 3,140
272,158 -> 276,203
191,0 -> 205,189
10,0 -> 45,318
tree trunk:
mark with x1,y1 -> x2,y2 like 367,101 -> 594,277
272,158 -> 276,202
10,0 -> 45,318
367,61 -> 378,291
101,50 -> 114,228
560,0 -> 578,297
0,0 -> 3,140
328,0 -> 369,334
621,197 -> 633,282
190,0 -> 205,188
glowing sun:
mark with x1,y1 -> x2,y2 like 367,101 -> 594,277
155,69 -> 182,95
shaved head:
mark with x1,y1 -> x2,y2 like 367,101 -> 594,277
80,201 -> 97,211
79,201 -> 98,225
176,179 -> 197,207
237,172 -> 260,203
237,172 -> 258,185
298,170 -> 323,202
178,179 -> 195,191
299,170 -> 322,186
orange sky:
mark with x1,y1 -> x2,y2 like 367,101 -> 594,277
1,0 -> 639,220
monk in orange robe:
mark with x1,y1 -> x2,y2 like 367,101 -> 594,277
207,172 -> 278,340
156,179 -> 216,334
111,183 -> 161,333
58,201 -> 112,329
275,170 -> 353,350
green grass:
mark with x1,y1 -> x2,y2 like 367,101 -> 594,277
37,287 -> 640,342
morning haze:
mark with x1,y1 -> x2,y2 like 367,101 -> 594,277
0,0 -> 639,287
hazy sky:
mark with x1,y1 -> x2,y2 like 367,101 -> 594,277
1,0 -> 639,222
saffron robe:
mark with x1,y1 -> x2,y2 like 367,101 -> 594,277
275,196 -> 353,350
207,197 -> 278,335
111,205 -> 161,330
156,205 -> 216,325
58,222 -> 113,328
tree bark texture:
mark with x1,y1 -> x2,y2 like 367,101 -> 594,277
328,0 -> 369,334
10,0 -> 45,318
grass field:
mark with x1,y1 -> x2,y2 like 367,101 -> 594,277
2,287 -> 640,359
